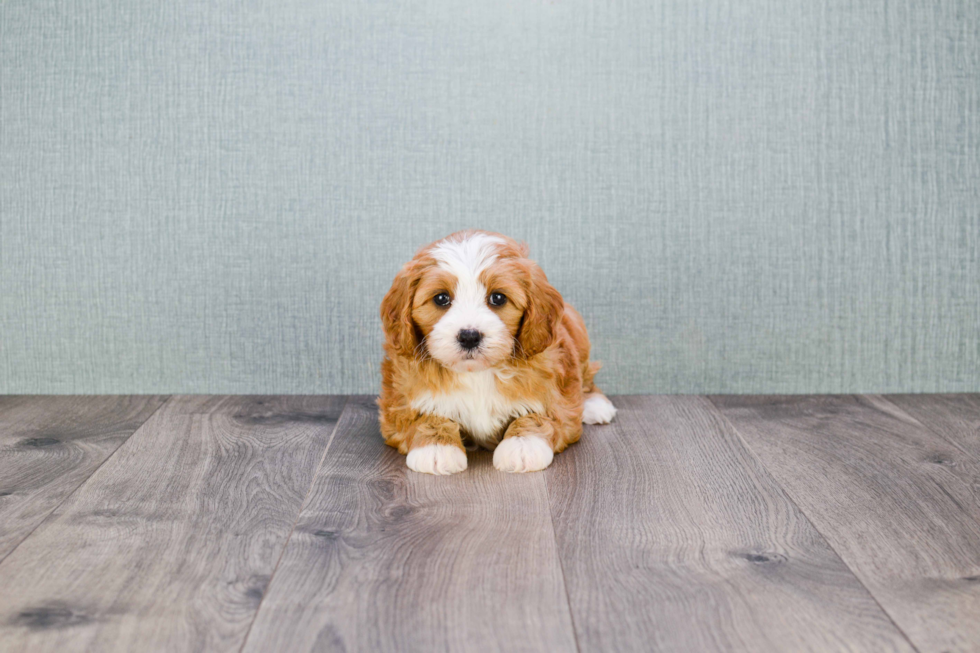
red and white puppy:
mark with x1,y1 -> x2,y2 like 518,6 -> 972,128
378,230 -> 616,475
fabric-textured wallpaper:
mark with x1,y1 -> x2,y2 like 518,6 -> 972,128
1,0 -> 978,394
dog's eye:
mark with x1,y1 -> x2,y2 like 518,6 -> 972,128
488,292 -> 507,307
433,292 -> 452,307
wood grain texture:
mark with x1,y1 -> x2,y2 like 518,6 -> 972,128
546,395 -> 914,652
884,394 -> 980,457
0,395 -> 167,561
0,395 -> 346,653
711,394 -> 980,653
242,395 -> 578,653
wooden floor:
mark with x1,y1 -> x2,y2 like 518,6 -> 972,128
0,395 -> 978,652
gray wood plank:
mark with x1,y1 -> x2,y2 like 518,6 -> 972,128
884,394 -> 980,458
0,395 -> 168,561
0,395 -> 346,653
711,394 -> 980,653
547,395 -> 914,652
242,395 -> 578,653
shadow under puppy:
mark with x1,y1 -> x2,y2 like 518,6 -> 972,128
378,230 -> 616,475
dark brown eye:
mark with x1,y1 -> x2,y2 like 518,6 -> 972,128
488,292 -> 507,307
434,292 -> 451,307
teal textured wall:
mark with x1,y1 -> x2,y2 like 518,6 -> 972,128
1,0 -> 978,394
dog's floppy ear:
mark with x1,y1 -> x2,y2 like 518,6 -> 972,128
517,262 -> 564,358
380,261 -> 422,357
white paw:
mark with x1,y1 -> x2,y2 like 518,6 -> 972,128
583,394 -> 617,425
406,444 -> 468,475
493,436 -> 554,473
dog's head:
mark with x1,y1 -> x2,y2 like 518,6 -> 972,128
381,231 -> 564,372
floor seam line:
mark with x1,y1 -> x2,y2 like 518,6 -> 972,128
0,395 -> 173,568
705,395 -> 924,653
237,394 -> 352,653
545,445 -> 584,653
874,394 -> 980,537
876,394 -> 980,464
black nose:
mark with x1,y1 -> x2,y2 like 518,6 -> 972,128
457,329 -> 483,350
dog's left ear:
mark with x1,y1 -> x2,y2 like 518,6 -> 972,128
517,262 -> 564,358
380,261 -> 422,357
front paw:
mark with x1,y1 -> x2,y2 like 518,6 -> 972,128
583,394 -> 617,425
493,436 -> 554,473
406,444 -> 468,475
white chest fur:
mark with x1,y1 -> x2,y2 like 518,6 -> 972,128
410,370 -> 544,448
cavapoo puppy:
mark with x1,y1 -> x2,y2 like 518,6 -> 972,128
378,230 -> 616,475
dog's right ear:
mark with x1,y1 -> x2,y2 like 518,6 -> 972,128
516,261 -> 565,358
380,261 -> 422,357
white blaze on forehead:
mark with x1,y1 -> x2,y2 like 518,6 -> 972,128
431,233 -> 504,302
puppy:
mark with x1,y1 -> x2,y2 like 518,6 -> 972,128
378,230 -> 616,475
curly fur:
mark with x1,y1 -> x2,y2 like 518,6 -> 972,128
378,230 -> 614,473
